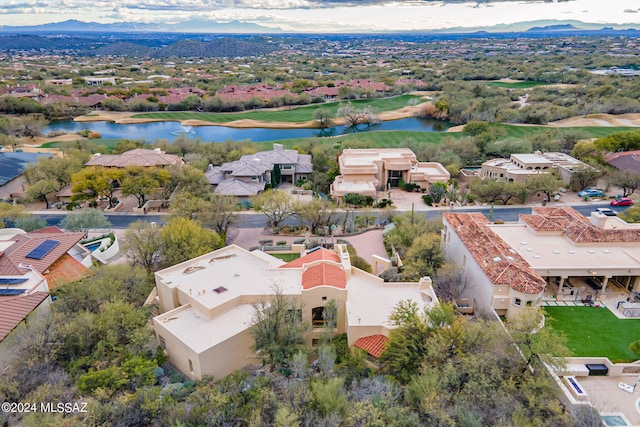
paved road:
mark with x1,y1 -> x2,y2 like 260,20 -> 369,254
35,202 -> 625,229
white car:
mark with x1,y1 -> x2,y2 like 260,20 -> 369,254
595,207 -> 617,217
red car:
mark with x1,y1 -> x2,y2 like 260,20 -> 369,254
611,198 -> 634,207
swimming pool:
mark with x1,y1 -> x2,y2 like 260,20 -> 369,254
84,241 -> 102,252
602,413 -> 629,426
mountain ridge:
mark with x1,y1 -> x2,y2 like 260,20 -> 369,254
0,18 -> 637,34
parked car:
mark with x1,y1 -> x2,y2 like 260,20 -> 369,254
578,188 -> 605,198
611,197 -> 634,207
596,207 -> 617,216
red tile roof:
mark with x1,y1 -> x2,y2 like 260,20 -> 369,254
0,229 -> 85,276
301,264 -> 346,290
0,292 -> 49,341
45,254 -> 93,289
279,248 -> 341,268
443,212 -> 546,294
28,226 -> 64,234
354,334 -> 389,358
522,207 -> 640,244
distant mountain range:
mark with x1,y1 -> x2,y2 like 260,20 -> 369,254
0,18 -> 637,35
0,19 -> 282,34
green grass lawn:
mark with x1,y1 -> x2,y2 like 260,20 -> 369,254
544,306 -> 640,362
40,138 -> 121,151
268,253 -> 300,262
485,81 -> 552,89
131,95 -> 422,124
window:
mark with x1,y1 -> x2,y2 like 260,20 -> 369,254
281,164 -> 292,170
312,307 -> 326,327
463,255 -> 466,266
159,336 -> 167,350
526,300 -> 533,307
322,296 -> 327,301
188,359 -> 194,374
514,298 -> 521,306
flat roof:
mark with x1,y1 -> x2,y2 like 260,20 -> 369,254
511,153 -> 554,164
155,303 -> 255,353
156,246 -> 299,312
347,270 -> 435,327
490,223 -> 640,273
332,181 -> 376,192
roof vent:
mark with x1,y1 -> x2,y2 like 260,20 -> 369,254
603,250 -> 611,254
567,250 -> 575,254
492,256 -> 501,262
506,256 -> 515,261
520,241 -> 527,245
553,250 -> 561,254
213,286 -> 227,294
533,255 -> 541,259
587,250 -> 595,254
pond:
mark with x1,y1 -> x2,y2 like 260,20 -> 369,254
43,116 -> 450,143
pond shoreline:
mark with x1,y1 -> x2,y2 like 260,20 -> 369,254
72,103 -> 427,130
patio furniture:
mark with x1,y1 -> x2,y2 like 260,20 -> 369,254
582,294 -> 593,305
618,382 -> 635,393
586,363 -> 608,376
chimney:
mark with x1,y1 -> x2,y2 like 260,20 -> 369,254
273,143 -> 284,151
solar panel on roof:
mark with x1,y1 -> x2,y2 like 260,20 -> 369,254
25,239 -> 60,260
0,289 -> 26,296
0,278 -> 28,285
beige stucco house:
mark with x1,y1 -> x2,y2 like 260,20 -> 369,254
152,244 -> 437,380
480,152 -> 597,185
442,207 -> 640,319
330,148 -> 449,202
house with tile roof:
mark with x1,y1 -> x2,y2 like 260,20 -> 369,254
0,226 -> 94,362
442,207 -> 640,318
0,151 -> 53,200
330,148 -> 449,203
603,150 -> 640,175
84,148 -> 183,168
152,244 -> 437,379
206,144 -> 312,197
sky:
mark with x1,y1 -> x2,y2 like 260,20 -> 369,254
1,0 -> 640,32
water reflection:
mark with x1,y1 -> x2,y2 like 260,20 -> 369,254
44,117 -> 450,143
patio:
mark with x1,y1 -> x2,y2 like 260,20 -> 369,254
543,279 -> 639,320
556,366 -> 640,427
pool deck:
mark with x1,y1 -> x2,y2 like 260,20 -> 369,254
576,375 -> 640,426
545,285 -> 640,425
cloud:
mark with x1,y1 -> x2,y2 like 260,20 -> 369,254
0,0 -> 576,14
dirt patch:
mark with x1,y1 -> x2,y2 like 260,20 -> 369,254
548,113 -> 640,128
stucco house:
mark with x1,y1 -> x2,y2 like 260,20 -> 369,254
480,152 -> 597,186
0,152 -> 53,201
84,148 -> 183,168
152,244 -> 437,379
206,144 -> 312,197
442,207 -> 640,319
0,226 -> 94,363
330,148 -> 449,202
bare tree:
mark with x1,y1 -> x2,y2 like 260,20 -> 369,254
432,263 -> 471,303
337,104 -> 379,127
